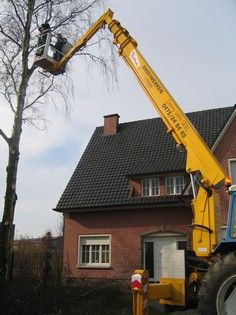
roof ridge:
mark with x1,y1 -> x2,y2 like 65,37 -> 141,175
98,105 -> 235,128
186,105 -> 235,116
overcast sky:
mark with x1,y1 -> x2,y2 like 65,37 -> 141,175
0,0 -> 235,238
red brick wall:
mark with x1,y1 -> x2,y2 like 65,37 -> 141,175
63,207 -> 192,281
214,116 -> 236,224
103,114 -> 120,136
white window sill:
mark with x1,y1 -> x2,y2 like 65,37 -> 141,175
77,265 -> 111,269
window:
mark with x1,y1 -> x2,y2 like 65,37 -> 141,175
142,178 -> 160,197
229,159 -> 236,184
165,175 -> 184,195
78,235 -> 111,268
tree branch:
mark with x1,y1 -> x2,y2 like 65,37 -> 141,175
0,25 -> 22,49
0,129 -> 10,144
0,91 -> 16,114
23,76 -> 55,111
51,0 -> 98,31
8,0 -> 26,29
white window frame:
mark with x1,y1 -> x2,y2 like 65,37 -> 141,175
228,158 -> 236,185
78,235 -> 111,268
142,178 -> 160,197
165,175 -> 185,195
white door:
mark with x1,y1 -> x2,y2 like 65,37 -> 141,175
143,233 -> 187,282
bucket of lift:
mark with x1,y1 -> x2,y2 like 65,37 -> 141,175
34,32 -> 56,70
34,32 -> 72,74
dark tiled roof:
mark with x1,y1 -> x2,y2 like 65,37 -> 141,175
55,106 -> 235,211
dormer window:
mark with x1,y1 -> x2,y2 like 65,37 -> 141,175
165,175 -> 184,195
142,178 -> 160,197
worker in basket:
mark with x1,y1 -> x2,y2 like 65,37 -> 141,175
53,34 -> 67,61
36,22 -> 51,56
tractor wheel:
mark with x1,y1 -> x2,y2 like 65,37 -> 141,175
198,252 -> 236,315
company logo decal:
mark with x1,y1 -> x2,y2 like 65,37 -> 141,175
130,50 -> 140,68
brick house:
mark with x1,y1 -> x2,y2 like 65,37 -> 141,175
54,106 -> 236,283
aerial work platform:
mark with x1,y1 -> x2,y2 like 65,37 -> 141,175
34,32 -> 72,75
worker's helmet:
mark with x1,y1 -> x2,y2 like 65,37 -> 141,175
42,23 -> 50,29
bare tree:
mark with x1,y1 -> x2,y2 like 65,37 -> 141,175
0,0 -> 117,284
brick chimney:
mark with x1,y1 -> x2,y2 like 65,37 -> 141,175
103,114 -> 120,136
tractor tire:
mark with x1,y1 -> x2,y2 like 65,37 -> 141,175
198,252 -> 236,315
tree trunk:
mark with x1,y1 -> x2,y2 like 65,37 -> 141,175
0,1 -> 32,276
0,101 -> 24,284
